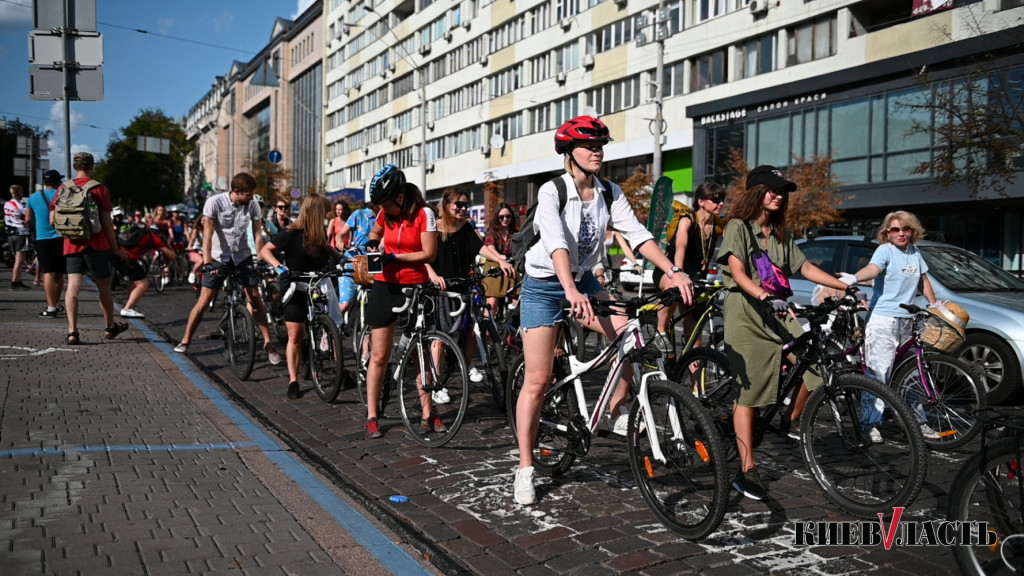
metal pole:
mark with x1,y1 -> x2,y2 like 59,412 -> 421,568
651,0 -> 665,180
62,0 -> 72,176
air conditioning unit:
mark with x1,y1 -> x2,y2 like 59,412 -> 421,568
427,121 -> 435,131
388,63 -> 396,73
419,44 -> 431,56
560,18 -> 572,31
444,31 -> 452,42
389,129 -> 402,143
555,72 -> 567,84
462,20 -> 471,30
363,146 -> 369,154
480,145 -> 490,156
750,0 -> 768,15
480,53 -> 488,66
425,162 -> 435,173
581,54 -> 595,69
380,69 -> 388,79
614,0 -> 627,6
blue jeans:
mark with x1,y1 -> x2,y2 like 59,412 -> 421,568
519,272 -> 605,330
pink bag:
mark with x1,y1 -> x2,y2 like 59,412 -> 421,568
745,222 -> 793,299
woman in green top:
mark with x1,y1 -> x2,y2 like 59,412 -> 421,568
717,165 -> 851,502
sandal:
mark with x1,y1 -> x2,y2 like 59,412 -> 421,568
104,321 -> 129,339
66,331 -> 80,345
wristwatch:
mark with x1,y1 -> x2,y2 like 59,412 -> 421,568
668,266 -> 688,277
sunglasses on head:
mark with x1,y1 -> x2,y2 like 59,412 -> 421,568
888,226 -> 913,234
453,201 -> 470,209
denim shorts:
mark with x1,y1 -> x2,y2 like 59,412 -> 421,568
520,272 -> 605,330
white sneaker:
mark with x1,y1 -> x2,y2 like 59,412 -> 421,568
469,367 -> 484,383
513,466 -> 536,505
920,423 -> 942,440
867,427 -> 883,444
161,276 -> 170,289
173,342 -> 189,354
610,413 -> 629,437
188,272 -> 196,284
120,308 -> 145,318
432,388 -> 451,404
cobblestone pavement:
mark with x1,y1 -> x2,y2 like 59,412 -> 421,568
0,281 -> 439,576
86,281 -> 1024,574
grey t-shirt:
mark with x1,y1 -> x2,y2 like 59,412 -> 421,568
204,193 -> 263,264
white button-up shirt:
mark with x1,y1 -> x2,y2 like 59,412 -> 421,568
526,172 -> 653,280
204,193 -> 263,265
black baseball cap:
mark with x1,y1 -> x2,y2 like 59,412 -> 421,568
746,165 -> 797,192
43,169 -> 64,183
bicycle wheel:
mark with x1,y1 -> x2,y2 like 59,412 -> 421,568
227,304 -> 256,380
948,439 -> 1024,576
627,380 -> 729,540
397,331 -> 469,447
175,254 -> 189,285
152,255 -> 166,293
482,319 -> 509,410
262,280 -> 287,345
505,353 -> 578,477
310,313 -> 345,403
673,348 -> 740,461
801,373 -> 928,517
891,354 -> 986,450
355,325 -> 374,405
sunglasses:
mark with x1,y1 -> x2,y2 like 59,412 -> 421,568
577,142 -> 605,152
703,196 -> 725,204
767,189 -> 788,198
276,205 -> 288,210
888,226 -> 914,234
498,214 -> 513,220
453,201 -> 470,209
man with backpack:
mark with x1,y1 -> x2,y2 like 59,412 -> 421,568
50,152 -> 130,345
115,218 -> 176,318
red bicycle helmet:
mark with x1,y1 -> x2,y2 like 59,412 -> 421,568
554,115 -> 613,154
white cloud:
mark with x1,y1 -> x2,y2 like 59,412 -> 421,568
46,102 -> 101,174
292,0 -> 316,19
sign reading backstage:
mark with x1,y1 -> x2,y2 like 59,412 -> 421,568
699,92 -> 828,126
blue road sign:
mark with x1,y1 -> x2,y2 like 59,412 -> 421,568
268,150 -> 282,164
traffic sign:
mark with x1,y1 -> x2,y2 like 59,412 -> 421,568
268,150 -> 282,164
34,0 -> 97,32
30,31 -> 103,66
30,65 -> 104,101
290,188 -> 302,199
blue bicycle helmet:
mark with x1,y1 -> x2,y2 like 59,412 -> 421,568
369,164 -> 406,205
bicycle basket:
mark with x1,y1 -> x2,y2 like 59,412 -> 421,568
919,312 -> 964,352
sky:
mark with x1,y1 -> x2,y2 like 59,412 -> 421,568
0,0 -> 316,177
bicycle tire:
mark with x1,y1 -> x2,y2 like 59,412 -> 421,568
310,313 -> 345,403
227,304 -> 256,380
801,373 -> 928,517
355,325 -> 376,407
261,280 -> 287,345
673,348 -> 740,462
482,318 -> 509,410
948,439 -> 1024,576
175,254 -> 190,285
152,255 -> 166,293
891,354 -> 986,450
397,330 -> 469,447
505,353 -> 578,477
627,380 -> 729,540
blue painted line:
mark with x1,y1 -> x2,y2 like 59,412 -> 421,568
0,443 -> 258,458
126,317 -> 434,576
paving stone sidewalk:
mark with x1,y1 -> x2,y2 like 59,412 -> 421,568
0,282 -> 437,576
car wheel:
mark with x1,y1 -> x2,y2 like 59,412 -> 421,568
957,333 -> 1022,404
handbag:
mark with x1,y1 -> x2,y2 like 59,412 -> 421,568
352,255 -> 376,287
745,221 -> 793,299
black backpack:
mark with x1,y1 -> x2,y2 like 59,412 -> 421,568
117,225 -> 148,249
510,175 -> 614,274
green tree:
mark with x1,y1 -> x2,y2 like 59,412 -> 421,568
94,109 -> 191,210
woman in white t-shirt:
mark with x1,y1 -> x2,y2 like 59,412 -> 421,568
841,210 -> 939,442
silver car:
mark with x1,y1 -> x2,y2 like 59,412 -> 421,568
791,236 -> 1024,404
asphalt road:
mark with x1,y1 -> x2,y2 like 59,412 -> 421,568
130,279 -> 1013,576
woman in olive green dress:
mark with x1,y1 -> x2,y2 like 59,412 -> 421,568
717,165 -> 851,501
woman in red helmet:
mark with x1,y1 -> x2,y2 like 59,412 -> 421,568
511,115 -> 695,505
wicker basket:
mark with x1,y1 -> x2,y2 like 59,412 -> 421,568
919,313 -> 964,352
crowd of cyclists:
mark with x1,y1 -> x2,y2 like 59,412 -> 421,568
15,117 -> 984,527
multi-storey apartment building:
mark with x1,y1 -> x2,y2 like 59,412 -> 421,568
185,2 -> 323,202
187,0 -> 1023,271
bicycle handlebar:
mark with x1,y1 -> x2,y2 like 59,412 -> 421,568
390,285 -> 467,317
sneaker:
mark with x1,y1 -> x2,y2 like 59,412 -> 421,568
786,420 -> 801,441
319,332 -> 330,352
920,423 -> 942,440
120,308 -> 145,318
610,413 -> 629,437
732,467 -> 767,501
9,281 -> 30,290
173,342 -> 189,354
420,414 -> 447,434
469,367 -> 484,383
513,466 -> 536,505
39,308 -> 59,318
287,381 -> 302,399
366,418 -> 383,440
161,276 -> 170,289
431,388 -> 451,404
188,272 -> 196,284
265,343 -> 283,365
866,427 -> 883,444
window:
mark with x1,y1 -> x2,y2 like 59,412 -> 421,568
693,0 -> 727,22
555,42 -> 581,73
787,14 -> 836,66
1000,0 -> 1024,9
663,61 -> 685,98
588,75 -> 641,116
690,49 -> 726,92
738,33 -> 777,79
